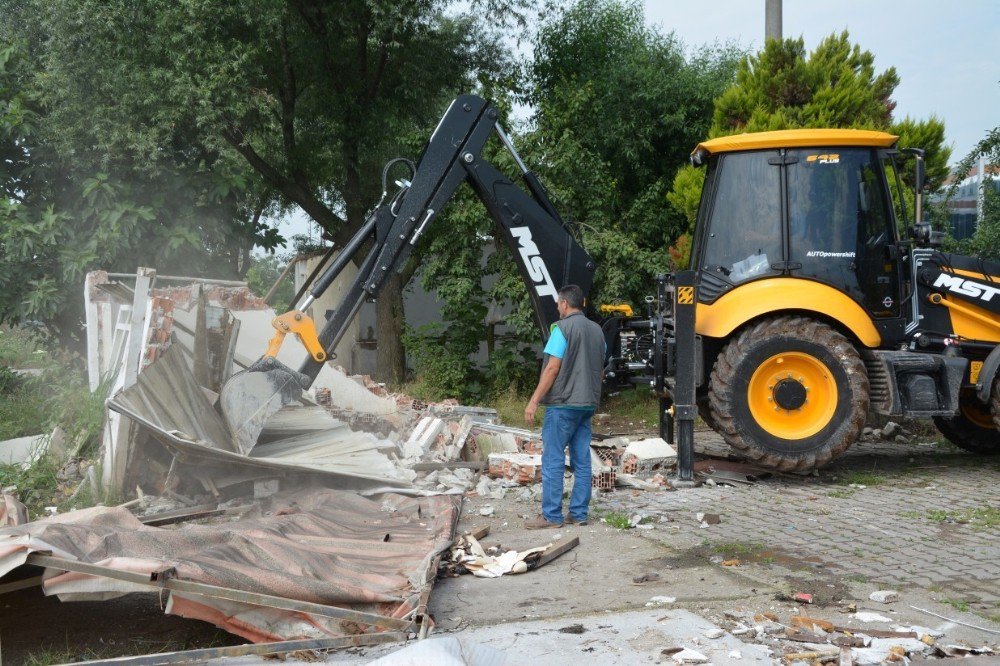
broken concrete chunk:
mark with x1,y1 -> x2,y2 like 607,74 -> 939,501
487,453 -> 543,485
0,434 -> 48,466
621,437 -> 677,474
402,417 -> 445,459
645,595 -> 676,607
868,590 -> 900,604
881,421 -> 900,438
853,612 -> 893,623
670,647 -> 708,664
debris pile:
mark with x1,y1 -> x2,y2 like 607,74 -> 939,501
717,606 -> 997,664
440,527 -> 578,579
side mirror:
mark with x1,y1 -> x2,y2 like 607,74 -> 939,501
915,156 -> 926,193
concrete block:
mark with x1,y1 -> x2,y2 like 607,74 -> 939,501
622,437 -> 676,474
402,416 -> 445,459
487,453 -> 543,485
0,434 -> 48,466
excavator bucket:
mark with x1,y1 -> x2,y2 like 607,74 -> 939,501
219,364 -> 304,454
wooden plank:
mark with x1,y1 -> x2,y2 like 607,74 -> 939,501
831,626 -> 917,639
139,504 -> 222,526
535,536 -> 580,568
0,575 -> 43,595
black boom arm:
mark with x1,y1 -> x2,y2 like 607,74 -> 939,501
293,95 -> 595,385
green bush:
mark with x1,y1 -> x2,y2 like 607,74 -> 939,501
403,323 -> 484,403
0,328 -> 109,454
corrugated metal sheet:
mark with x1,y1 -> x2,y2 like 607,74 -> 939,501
0,489 -> 461,643
107,345 -> 416,491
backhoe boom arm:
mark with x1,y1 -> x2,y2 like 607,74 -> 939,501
294,95 -> 596,385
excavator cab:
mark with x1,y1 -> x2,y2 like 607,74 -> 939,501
690,131 -> 905,335
663,130 -> 1000,470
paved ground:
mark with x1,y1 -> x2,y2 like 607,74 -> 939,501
597,429 -> 1000,612
4,427 -> 998,664
426,426 -> 1000,663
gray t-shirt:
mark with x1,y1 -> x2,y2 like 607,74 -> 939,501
540,311 -> 605,409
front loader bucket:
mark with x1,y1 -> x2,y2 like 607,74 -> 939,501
220,362 -> 306,454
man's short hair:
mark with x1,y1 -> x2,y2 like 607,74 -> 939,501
558,284 -> 585,309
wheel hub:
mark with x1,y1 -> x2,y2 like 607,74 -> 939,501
773,378 -> 807,410
746,351 -> 839,440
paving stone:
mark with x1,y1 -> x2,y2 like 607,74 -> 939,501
600,431 -> 999,598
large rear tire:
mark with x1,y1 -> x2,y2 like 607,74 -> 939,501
934,391 -> 1000,454
708,316 -> 868,472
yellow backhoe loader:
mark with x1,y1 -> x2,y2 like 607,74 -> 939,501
220,97 -> 1000,472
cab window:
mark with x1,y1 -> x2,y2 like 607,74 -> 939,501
786,148 -> 900,316
701,151 -> 782,283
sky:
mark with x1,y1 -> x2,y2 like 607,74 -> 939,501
647,0 -> 999,161
274,0 -> 1000,247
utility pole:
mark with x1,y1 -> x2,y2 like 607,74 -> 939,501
765,0 -> 782,41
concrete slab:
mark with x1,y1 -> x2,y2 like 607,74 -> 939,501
214,609 -> 770,664
0,434 -> 47,465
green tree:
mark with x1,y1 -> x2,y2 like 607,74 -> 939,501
957,186 -> 1000,262
245,254 -> 297,313
0,37 -> 269,341
27,0 -> 528,385
406,0 -> 742,398
527,0 -> 742,301
668,32 -> 951,262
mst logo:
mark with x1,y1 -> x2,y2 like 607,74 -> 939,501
933,273 -> 1000,302
510,227 -> 559,302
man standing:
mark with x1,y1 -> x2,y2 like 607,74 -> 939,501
524,284 -> 605,529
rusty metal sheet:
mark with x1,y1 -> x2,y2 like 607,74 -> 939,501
0,489 -> 461,643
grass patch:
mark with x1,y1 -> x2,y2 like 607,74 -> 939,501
943,598 -> 970,613
903,506 -> 1000,530
827,488 -> 856,499
0,454 -> 103,520
601,386 -> 659,428
601,511 -> 632,530
489,386 -> 542,428
710,541 -> 765,557
845,573 -> 869,583
482,384 -> 660,431
0,328 -> 110,455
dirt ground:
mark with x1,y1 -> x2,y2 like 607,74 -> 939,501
0,582 -> 242,663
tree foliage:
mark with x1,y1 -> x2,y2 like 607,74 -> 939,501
2,0 -> 529,380
405,0 -> 742,398
0,35 -> 267,339
668,32 -> 951,263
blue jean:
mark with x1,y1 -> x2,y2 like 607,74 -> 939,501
541,407 -> 594,523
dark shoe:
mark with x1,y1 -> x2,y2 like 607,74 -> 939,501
565,515 -> 588,526
525,515 -> 563,529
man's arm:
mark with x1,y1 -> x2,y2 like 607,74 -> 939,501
525,357 -> 562,425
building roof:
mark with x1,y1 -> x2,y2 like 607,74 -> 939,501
693,129 -> 899,158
